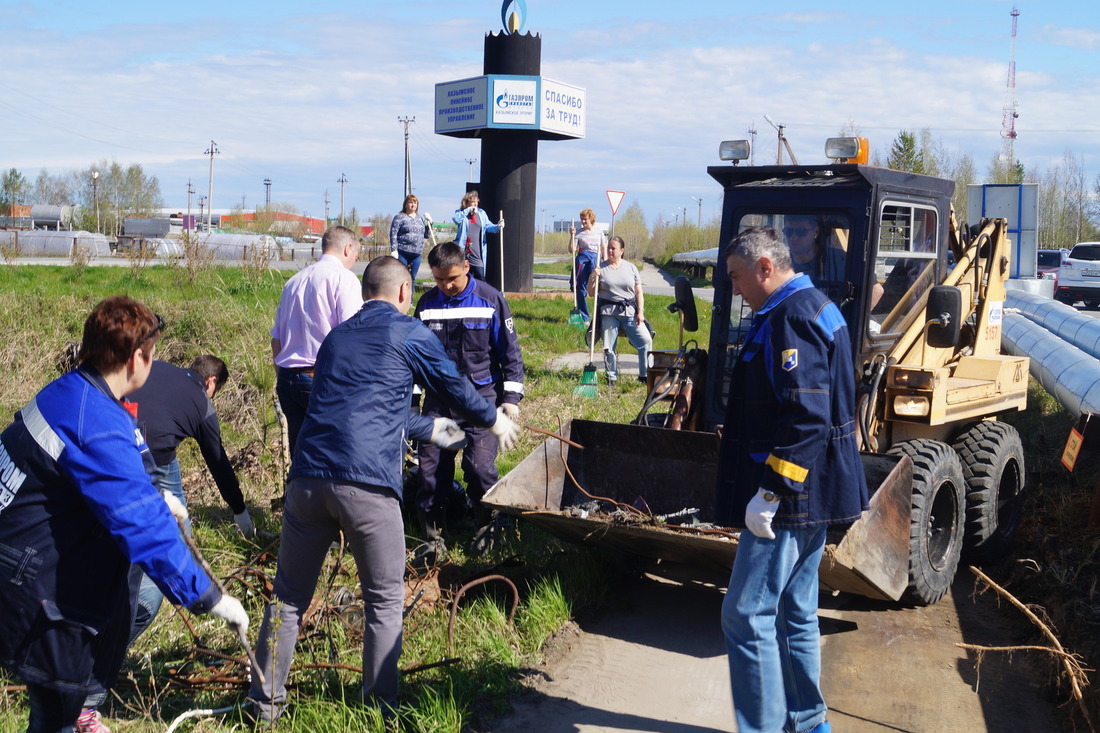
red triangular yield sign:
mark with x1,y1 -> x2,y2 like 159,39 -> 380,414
606,190 -> 625,216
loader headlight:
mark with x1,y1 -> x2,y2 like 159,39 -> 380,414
893,395 -> 930,417
889,369 -> 936,390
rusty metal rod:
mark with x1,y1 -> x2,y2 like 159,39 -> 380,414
523,423 -> 584,450
175,516 -> 265,685
447,574 -> 520,654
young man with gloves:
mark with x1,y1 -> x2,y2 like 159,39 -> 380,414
248,256 -> 520,724
414,241 -> 525,560
716,227 -> 868,733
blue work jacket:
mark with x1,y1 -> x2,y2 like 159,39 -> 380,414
0,366 -> 217,695
415,276 -> 525,405
290,299 -> 497,498
716,274 -> 869,529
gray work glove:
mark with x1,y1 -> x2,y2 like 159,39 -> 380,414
431,417 -> 468,450
489,407 -> 521,452
210,593 -> 249,634
162,491 -> 188,522
500,403 -> 520,421
234,509 -> 255,537
745,488 -> 780,540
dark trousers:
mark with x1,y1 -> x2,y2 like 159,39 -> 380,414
276,368 -> 314,456
469,264 -> 486,281
417,390 -> 499,522
27,683 -> 86,733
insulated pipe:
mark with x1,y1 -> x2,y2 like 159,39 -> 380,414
1006,290 -> 1100,360
1002,312 -> 1100,416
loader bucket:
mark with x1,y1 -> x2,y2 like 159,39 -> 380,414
484,419 -> 916,601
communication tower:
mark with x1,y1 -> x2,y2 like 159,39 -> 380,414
1000,7 -> 1020,161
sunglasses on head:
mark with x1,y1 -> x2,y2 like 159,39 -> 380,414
143,313 -> 165,343
783,226 -> 814,237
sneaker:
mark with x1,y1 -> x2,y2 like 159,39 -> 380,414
76,708 -> 112,733
607,377 -> 617,388
637,375 -> 647,383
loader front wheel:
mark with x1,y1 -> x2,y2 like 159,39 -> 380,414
887,439 -> 966,605
953,421 -> 1026,563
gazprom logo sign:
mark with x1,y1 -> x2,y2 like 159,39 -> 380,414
435,75 -> 585,139
501,0 -> 527,34
492,78 -> 537,124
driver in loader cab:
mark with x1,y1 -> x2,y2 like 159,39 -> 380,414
717,225 -> 868,733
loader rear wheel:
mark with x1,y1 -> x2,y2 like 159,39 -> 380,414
952,421 -> 1026,563
887,439 -> 966,605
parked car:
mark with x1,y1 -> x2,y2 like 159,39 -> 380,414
1055,242 -> 1100,308
1037,248 -> 1068,286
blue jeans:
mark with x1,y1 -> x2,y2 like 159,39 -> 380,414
573,250 -> 598,322
131,460 -> 190,645
601,313 -> 652,382
276,368 -> 314,456
722,525 -> 828,733
396,251 -> 421,281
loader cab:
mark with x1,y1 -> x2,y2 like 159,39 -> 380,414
704,162 -> 955,430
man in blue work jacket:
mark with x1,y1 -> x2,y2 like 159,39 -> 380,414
248,256 -> 521,723
716,226 -> 869,733
414,241 -> 525,559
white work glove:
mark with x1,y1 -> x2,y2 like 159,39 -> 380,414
745,488 -> 780,540
500,403 -> 520,421
489,406 -> 521,452
210,593 -> 249,634
234,509 -> 256,537
423,212 -> 433,225
498,218 -> 506,228
162,491 -> 188,522
390,249 -> 399,259
431,417 -> 468,450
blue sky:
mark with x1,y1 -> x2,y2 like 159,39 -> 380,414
1,0 -> 1097,229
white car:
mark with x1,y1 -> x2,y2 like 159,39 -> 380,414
1055,242 -> 1100,308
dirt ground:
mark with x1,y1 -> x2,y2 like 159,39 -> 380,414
491,569 -> 1064,733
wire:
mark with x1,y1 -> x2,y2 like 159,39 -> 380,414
165,704 -> 241,732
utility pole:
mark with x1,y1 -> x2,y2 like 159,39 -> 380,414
264,178 -> 272,206
678,206 -> 687,227
198,196 -> 207,231
323,190 -> 330,225
747,122 -> 758,166
204,140 -> 219,232
540,208 -> 545,250
186,180 -> 194,232
338,173 -> 348,226
398,116 -> 415,197
690,196 -> 703,229
91,170 -> 100,234
763,115 -> 797,165
465,158 -> 477,183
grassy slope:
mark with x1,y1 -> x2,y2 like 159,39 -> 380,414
0,262 -> 705,732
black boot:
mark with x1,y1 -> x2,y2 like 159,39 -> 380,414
412,509 -> 448,568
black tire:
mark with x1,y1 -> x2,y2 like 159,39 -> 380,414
887,439 -> 966,605
952,421 -> 1026,563
1087,301 -> 1100,310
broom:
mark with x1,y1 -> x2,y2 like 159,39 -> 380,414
573,269 -> 600,398
568,218 -> 585,327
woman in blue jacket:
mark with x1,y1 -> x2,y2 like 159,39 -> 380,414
0,296 -> 248,732
452,190 -> 504,281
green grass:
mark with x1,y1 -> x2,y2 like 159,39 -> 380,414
0,263 -> 666,732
